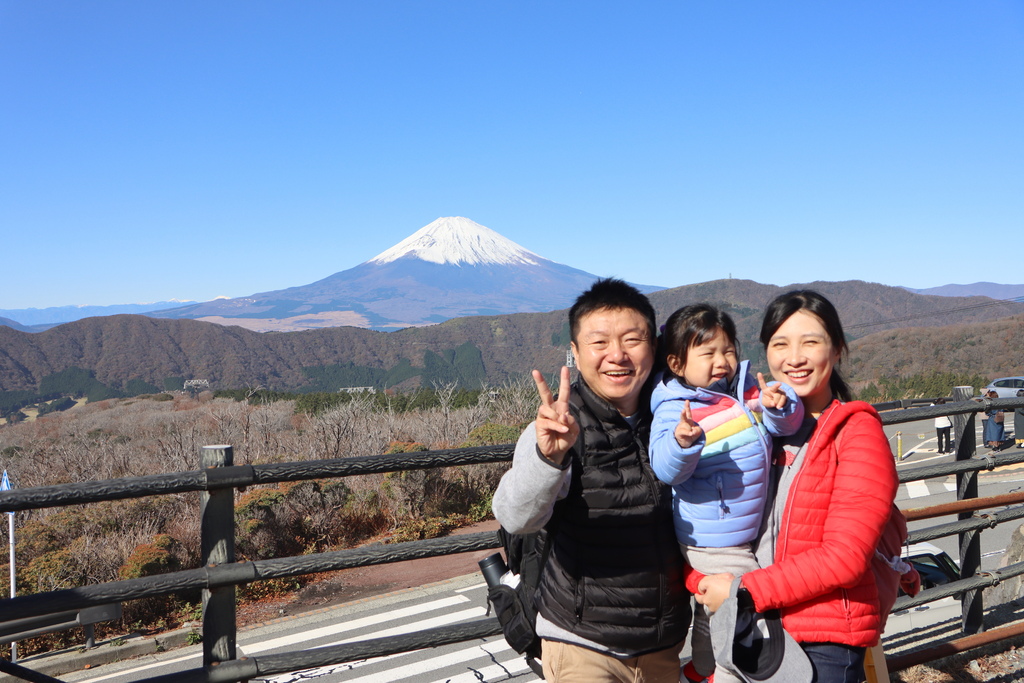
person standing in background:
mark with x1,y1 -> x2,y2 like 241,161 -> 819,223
984,390 -> 1005,449
1015,390 -> 1024,449
933,397 -> 953,454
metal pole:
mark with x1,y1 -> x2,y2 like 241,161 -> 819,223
951,385 -> 983,634
8,508 -> 15,663
201,445 -> 237,668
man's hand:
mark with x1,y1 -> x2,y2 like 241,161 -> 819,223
758,372 -> 789,410
533,367 -> 579,466
674,400 -> 703,448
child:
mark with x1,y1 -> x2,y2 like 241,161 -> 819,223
649,304 -> 804,683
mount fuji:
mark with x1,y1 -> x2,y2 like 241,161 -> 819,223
151,217 -> 663,331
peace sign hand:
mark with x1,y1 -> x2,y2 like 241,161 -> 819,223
758,372 -> 789,410
533,367 -> 579,466
674,400 -> 703,449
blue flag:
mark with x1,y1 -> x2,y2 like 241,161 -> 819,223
1,469 -> 10,517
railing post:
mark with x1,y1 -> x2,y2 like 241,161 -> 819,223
951,386 -> 983,634
201,445 -> 237,667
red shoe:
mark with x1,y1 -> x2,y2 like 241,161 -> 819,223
682,661 -> 714,682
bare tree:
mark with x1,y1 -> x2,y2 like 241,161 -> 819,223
489,374 -> 541,425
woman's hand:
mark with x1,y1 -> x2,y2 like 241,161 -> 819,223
695,572 -> 736,613
533,367 -> 579,466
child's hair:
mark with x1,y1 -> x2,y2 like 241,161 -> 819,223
660,304 -> 739,379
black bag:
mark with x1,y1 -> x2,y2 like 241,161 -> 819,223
484,525 -> 554,677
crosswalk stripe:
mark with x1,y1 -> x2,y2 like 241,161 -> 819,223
263,632 -> 511,683
260,607 -> 489,681
428,654 -> 533,683
905,481 -> 931,498
330,639 -> 512,683
242,595 -> 471,654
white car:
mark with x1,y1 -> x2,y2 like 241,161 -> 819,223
883,542 -> 962,636
983,377 -> 1024,398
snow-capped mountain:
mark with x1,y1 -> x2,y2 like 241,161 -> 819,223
149,217 -> 662,332
370,216 -> 542,267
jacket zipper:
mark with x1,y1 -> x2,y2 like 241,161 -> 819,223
638,428 -> 666,640
777,405 -> 835,560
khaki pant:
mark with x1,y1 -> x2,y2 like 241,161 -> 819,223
541,639 -> 683,683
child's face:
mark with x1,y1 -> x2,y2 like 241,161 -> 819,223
667,327 -> 738,389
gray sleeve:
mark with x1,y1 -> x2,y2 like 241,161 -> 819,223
491,422 -> 572,534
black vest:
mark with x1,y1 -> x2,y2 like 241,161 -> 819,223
536,379 -> 691,655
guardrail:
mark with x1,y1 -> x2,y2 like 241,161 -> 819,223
0,392 -> 1022,682
0,444 -> 511,682
0,605 -> 121,648
877,388 -> 1024,673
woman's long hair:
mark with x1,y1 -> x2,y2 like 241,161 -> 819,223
759,290 -> 852,402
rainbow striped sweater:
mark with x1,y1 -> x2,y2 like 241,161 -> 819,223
649,360 -> 804,547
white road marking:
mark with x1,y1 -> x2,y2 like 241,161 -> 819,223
456,581 -> 486,593
905,481 -> 931,498
264,635 -> 511,682
241,595 -> 470,654
427,653 -> 533,682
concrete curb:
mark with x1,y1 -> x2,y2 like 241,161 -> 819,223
0,626 -> 199,682
0,573 -> 487,681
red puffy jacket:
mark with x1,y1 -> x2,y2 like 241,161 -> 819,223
689,400 -> 898,647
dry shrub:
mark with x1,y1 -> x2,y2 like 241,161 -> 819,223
0,383 -> 518,641
235,480 -> 360,560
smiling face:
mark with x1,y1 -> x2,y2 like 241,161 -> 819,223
766,310 -> 841,416
667,327 -> 738,390
570,307 -> 655,416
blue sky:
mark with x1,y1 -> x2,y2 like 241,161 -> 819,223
1,1 -> 1022,309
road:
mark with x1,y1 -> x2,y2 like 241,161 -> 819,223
54,415 -> 1021,683
60,575 -> 539,683
883,412 -> 1024,572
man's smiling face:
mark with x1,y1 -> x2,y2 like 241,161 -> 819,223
570,306 -> 655,417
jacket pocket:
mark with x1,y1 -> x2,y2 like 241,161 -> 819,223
487,584 -> 538,655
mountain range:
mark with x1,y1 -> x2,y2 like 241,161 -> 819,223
902,282 -> 1024,300
1,278 -> 1022,403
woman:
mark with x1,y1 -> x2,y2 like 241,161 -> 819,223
933,397 -> 953,454
1015,389 -> 1024,449
694,291 -> 901,683
984,390 -> 1005,449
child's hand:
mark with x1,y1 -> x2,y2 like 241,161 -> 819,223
758,373 -> 788,410
674,400 -> 703,448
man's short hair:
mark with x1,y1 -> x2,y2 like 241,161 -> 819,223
568,278 -> 657,345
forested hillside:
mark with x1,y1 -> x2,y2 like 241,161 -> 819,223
0,280 -> 1021,407
848,312 -> 1024,383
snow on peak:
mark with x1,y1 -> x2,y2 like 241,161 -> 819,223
369,217 -> 541,267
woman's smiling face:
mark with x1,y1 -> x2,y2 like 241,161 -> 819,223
766,310 -> 841,416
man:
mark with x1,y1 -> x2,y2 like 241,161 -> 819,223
492,278 -> 690,683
